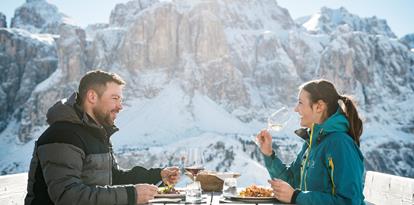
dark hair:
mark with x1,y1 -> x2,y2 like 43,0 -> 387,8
78,70 -> 125,103
300,79 -> 363,146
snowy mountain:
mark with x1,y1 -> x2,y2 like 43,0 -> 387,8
297,7 -> 396,38
10,0 -> 74,34
0,28 -> 57,133
0,0 -> 413,184
400,33 -> 414,51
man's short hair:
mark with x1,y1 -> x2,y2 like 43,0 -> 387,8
78,70 -> 125,102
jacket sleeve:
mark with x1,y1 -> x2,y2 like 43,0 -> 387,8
112,155 -> 162,185
295,137 -> 365,205
263,143 -> 307,188
37,143 -> 136,205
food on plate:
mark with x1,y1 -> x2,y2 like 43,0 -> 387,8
158,186 -> 180,194
239,185 -> 273,197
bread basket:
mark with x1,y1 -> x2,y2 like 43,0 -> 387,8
187,170 -> 240,192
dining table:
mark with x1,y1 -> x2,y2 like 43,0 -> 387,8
149,191 -> 295,205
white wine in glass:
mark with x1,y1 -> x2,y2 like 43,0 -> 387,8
252,106 -> 291,145
267,107 -> 291,132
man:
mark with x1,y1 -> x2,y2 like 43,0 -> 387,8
25,70 -> 180,205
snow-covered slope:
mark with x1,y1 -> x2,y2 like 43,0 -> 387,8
113,83 -> 254,146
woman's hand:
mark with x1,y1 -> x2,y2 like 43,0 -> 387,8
268,179 -> 294,203
257,129 -> 273,156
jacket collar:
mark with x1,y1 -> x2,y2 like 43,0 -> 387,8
294,108 -> 349,145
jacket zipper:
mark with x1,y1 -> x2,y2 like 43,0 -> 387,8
300,123 -> 314,191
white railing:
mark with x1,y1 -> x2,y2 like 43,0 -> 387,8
0,173 -> 27,205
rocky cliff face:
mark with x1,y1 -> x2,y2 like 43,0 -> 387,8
400,33 -> 414,50
107,0 -> 299,110
17,24 -> 88,143
0,13 -> 6,28
0,0 -> 413,178
0,28 -> 57,134
109,0 -> 159,27
319,27 -> 414,109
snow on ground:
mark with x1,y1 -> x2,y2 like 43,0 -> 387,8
0,120 -> 44,174
34,68 -> 63,92
112,83 -> 258,147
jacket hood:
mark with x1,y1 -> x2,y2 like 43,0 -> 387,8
46,92 -> 119,137
319,108 -> 364,161
46,92 -> 82,125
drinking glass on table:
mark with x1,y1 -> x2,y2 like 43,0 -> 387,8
222,178 -> 238,196
185,181 -> 202,203
252,107 -> 291,145
184,148 -> 205,182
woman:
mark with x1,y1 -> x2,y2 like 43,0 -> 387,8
256,79 -> 365,205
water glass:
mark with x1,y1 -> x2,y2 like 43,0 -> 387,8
185,181 -> 202,203
222,178 -> 237,196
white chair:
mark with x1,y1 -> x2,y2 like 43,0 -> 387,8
364,171 -> 414,205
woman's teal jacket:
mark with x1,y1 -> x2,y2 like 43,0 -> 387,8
263,109 -> 365,205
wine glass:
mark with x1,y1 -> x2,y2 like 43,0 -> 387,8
267,107 -> 291,131
184,148 -> 205,182
251,107 -> 291,145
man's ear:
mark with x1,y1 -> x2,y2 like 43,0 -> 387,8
85,89 -> 98,105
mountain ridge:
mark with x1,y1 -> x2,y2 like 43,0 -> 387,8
297,6 -> 396,38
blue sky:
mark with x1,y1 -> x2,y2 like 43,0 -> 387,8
1,0 -> 413,37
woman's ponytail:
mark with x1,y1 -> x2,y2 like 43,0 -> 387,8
340,95 -> 363,146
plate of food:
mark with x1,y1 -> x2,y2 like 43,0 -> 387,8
224,185 -> 277,203
155,186 -> 185,198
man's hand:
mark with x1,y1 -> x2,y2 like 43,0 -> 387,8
257,129 -> 273,156
134,184 -> 157,204
268,179 -> 294,203
161,166 -> 181,186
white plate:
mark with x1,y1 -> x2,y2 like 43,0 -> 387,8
149,198 -> 183,203
224,195 -> 277,203
154,193 -> 185,198
215,172 -> 241,180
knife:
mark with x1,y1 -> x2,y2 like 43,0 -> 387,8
155,180 -> 163,187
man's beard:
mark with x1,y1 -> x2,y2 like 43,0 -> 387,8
93,106 -> 115,127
